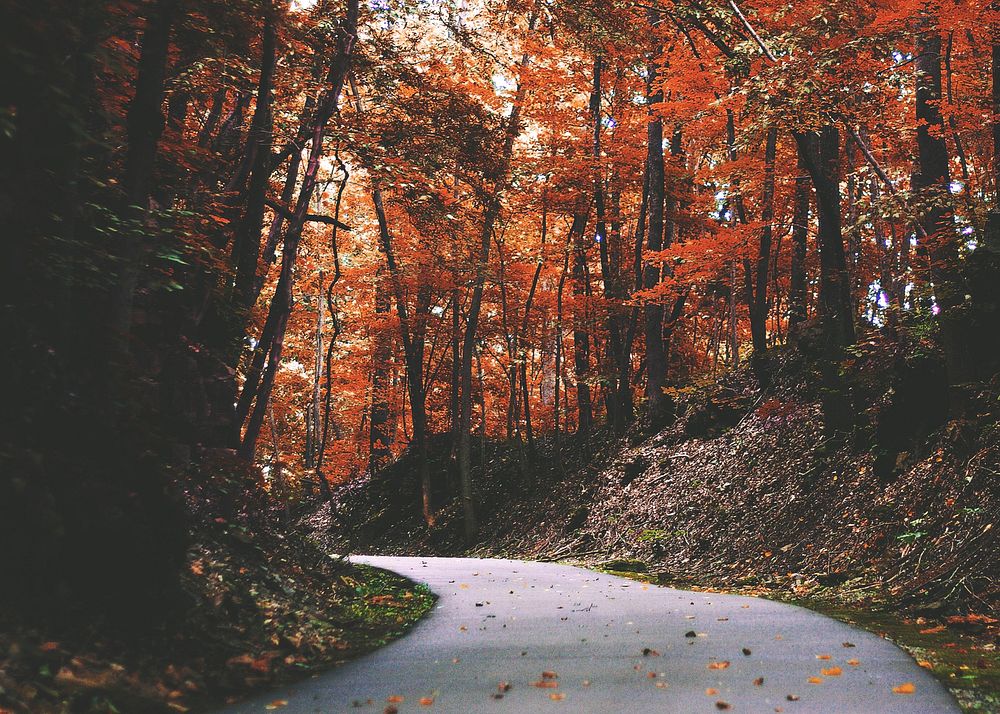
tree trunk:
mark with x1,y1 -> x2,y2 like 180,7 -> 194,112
793,127 -> 855,348
231,8 -> 277,316
570,210 -> 594,435
788,154 -> 811,334
237,0 -> 359,459
745,126 -> 777,356
643,52 -> 670,426
109,0 -> 179,357
915,17 -> 970,404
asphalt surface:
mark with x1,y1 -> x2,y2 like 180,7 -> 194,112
221,556 -> 958,713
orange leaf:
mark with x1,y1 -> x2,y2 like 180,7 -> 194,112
549,693 -> 566,701
707,661 -> 731,670
847,659 -> 861,666
822,667 -> 843,676
808,676 -> 823,684
387,696 -> 404,703
892,682 -> 916,695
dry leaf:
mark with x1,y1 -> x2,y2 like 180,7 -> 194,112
387,695 -> 404,703
705,688 -> 719,696
808,676 -> 823,684
892,682 -> 916,695
708,661 -> 731,670
816,654 -> 831,660
847,659 -> 860,666
716,702 -> 732,711
822,667 -> 842,676
419,697 -> 434,706
549,693 -> 566,701
753,677 -> 765,686
265,701 -> 288,711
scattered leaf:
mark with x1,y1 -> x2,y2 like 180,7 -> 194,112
708,661 -> 731,670
892,682 -> 915,695
549,693 -> 566,701
716,702 -> 732,710
265,701 -> 288,711
753,677 -> 764,686
822,667 -> 842,677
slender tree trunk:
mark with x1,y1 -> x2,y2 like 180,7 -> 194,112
369,265 -> 392,471
232,7 -> 277,316
788,156 -> 811,334
110,0 -> 179,357
643,52 -> 669,425
570,210 -> 594,435
745,126 -> 777,356
237,0 -> 359,458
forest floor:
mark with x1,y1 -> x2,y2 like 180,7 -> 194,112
0,481 -> 435,714
321,337 -> 1000,712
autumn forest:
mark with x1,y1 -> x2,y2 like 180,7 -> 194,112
1,0 -> 998,711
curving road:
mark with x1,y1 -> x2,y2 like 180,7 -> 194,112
221,556 -> 958,713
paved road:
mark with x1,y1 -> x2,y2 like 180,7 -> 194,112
222,556 -> 958,713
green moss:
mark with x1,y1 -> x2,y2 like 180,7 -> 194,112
339,564 -> 436,651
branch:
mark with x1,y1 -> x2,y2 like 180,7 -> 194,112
265,198 -> 352,231
726,0 -> 776,62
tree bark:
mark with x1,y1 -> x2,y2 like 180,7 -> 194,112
109,0 -> 179,357
793,127 -> 856,348
643,50 -> 670,426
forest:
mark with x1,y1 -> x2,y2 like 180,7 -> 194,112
1,0 -> 998,712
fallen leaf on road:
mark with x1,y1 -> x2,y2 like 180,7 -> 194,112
498,682 -> 512,692
918,660 -> 933,669
892,682 -> 915,695
816,654 -> 831,660
655,681 -> 668,689
387,695 -> 404,703
821,667 -> 842,676
531,680 -> 558,689
753,677 -> 764,686
919,625 -> 945,634
842,642 -> 855,648
742,648 -> 752,656
705,688 -> 719,696
642,648 -> 660,656
419,697 -> 434,706
265,702 -> 288,711
716,702 -> 731,710
549,693 -> 566,701
708,661 -> 731,670
847,659 -> 860,666
786,694 -> 800,701
542,670 -> 558,680
808,676 -> 823,684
